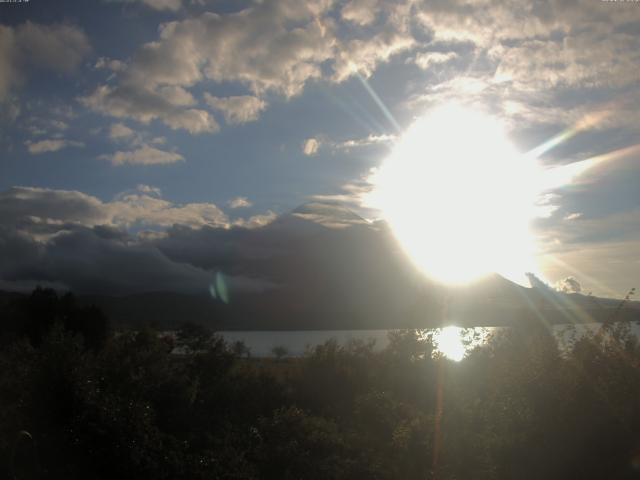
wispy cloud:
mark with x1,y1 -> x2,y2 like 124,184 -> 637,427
227,196 -> 253,209
25,138 -> 84,155
100,144 -> 184,166
204,94 -> 267,125
302,138 -> 320,156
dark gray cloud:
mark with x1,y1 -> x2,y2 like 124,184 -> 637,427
0,21 -> 90,100
0,186 -> 277,295
0,223 -> 212,295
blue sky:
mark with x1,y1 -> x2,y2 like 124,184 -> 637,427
0,0 -> 639,297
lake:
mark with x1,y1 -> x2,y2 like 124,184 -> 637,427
218,322 -> 640,359
219,327 -> 492,359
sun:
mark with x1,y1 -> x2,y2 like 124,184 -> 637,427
368,104 -> 540,285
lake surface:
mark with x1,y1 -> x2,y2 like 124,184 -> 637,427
219,323 -> 640,359
219,327 -> 493,359
219,329 -> 393,357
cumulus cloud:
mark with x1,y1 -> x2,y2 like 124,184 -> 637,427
204,94 -> 267,125
82,0 -> 421,132
110,193 -> 229,229
100,144 -> 184,166
126,3 -> 336,97
227,196 -> 253,209
94,57 -> 126,73
555,276 -> 582,294
0,22 -> 90,101
303,138 -> 320,156
0,186 -> 284,237
333,30 -> 415,81
0,185 -> 284,294
0,186 -> 228,234
414,51 -> 458,70
341,0 -> 380,26
109,122 -> 136,141
25,138 -> 84,154
102,121 -> 186,167
405,0 -> 640,132
80,84 -> 219,134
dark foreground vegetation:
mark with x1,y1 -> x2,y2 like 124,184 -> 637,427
2,288 -> 640,479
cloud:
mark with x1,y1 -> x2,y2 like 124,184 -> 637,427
414,51 -> 458,70
136,184 -> 162,196
309,173 -> 377,211
127,3 -> 336,97
333,29 -> 415,81
204,94 -> 267,125
0,185 -> 282,294
109,193 -> 229,229
94,57 -> 126,72
555,276 -> 581,294
109,122 -> 136,141
100,144 -> 185,166
397,0 -> 640,138
232,211 -> 278,228
0,22 -> 90,101
540,239 -> 640,299
0,187 -> 107,229
333,133 -> 395,151
82,2 -> 336,131
109,0 -> 182,11
80,84 -> 219,134
0,186 -> 229,234
0,185 -> 282,236
25,138 -> 84,154
83,0 -> 420,132
2,224 -> 213,295
537,208 -> 640,251
341,0 -> 380,26
303,138 -> 320,156
227,196 -> 253,209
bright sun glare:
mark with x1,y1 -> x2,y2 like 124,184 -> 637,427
435,326 -> 466,361
370,104 -> 542,285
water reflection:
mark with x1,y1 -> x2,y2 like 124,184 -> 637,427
434,326 -> 466,361
218,324 -> 637,359
219,327 -> 494,359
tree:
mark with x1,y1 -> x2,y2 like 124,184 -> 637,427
271,345 -> 289,361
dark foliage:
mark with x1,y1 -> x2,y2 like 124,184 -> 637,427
0,287 -> 109,350
1,288 -> 640,479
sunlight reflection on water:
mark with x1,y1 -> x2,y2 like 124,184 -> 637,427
218,323 -> 640,359
219,327 -> 493,359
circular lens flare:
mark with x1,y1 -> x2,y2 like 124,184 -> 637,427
369,104 -> 541,285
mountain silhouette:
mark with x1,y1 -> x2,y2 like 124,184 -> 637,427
1,202 -> 637,330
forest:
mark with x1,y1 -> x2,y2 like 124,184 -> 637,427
1,287 -> 640,479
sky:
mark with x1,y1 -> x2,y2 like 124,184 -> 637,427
0,0 -> 639,298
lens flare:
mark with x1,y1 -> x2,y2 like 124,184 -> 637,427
209,271 -> 229,304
